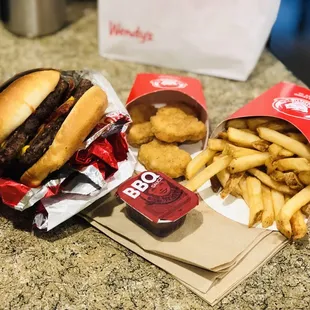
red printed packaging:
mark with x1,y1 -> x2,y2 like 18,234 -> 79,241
126,73 -> 209,147
117,171 -> 199,237
203,82 -> 310,231
212,82 -> 310,139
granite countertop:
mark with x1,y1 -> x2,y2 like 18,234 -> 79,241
0,3 -> 310,310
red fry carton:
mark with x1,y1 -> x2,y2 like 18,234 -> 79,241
212,82 -> 310,140
126,73 -> 209,147
204,82 -> 310,231
117,171 -> 199,237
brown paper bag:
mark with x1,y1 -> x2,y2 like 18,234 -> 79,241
81,214 -> 286,306
82,193 -> 268,271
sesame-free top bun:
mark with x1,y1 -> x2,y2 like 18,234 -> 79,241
20,85 -> 108,187
0,70 -> 60,144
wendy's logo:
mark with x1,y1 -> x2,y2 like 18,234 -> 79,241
150,78 -> 187,89
272,97 -> 310,120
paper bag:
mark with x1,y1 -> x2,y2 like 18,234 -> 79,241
81,192 -> 270,272
98,0 -> 280,81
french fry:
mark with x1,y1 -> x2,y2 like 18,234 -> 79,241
218,132 -> 229,140
185,148 -> 216,180
225,144 -> 261,158
185,155 -> 233,192
284,172 -> 304,191
275,158 -> 310,172
246,177 -> 264,227
287,132 -> 308,144
226,119 -> 248,129
279,148 -> 294,158
270,170 -> 286,183
268,144 -> 294,158
262,120 -> 295,132
220,172 -> 244,199
248,168 -> 297,195
231,184 -> 243,198
301,203 -> 310,217
239,177 -> 250,206
228,152 -> 270,173
271,189 -> 285,219
277,185 -> 310,239
241,129 -> 256,135
268,143 -> 282,157
216,168 -> 230,187
290,210 -> 307,240
257,127 -> 310,160
298,171 -> 310,185
265,156 -> 277,175
252,140 -> 270,152
261,185 -> 275,228
246,117 -> 272,131
227,127 -> 262,148
208,139 -> 228,151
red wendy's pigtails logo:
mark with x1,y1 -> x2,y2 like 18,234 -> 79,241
150,78 -> 188,89
272,97 -> 310,120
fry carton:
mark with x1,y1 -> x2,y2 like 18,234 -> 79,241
200,82 -> 310,231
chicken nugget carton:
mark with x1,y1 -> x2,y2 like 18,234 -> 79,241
126,73 -> 209,173
201,82 -> 310,231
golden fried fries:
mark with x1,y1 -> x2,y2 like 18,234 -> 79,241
208,139 -> 227,151
227,127 -> 262,148
275,158 -> 310,172
185,155 -> 233,192
277,185 -> 310,238
248,169 -> 297,196
298,171 -> 310,185
261,185 -> 275,228
226,119 -> 248,129
228,153 -> 270,173
290,210 -> 307,240
271,189 -> 285,219
185,116 -> 309,239
257,127 -> 310,160
246,177 -> 264,227
185,148 -> 216,180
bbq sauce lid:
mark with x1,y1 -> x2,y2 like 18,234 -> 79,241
116,171 -> 199,224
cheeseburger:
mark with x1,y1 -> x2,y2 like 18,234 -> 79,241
0,69 -> 108,187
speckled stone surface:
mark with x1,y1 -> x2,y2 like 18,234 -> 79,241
0,2 -> 310,310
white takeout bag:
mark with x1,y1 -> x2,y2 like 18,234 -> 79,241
98,0 -> 280,81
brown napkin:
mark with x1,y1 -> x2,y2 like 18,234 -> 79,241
82,194 -> 268,271
81,193 -> 287,305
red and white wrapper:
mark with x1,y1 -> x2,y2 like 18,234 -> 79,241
126,73 -> 209,173
198,82 -> 310,230
0,70 -> 136,231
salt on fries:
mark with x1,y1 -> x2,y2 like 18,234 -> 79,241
185,116 -> 310,240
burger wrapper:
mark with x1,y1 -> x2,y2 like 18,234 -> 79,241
0,70 -> 136,231
199,82 -> 310,230
126,73 -> 209,172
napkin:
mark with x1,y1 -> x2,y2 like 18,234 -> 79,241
81,193 -> 287,305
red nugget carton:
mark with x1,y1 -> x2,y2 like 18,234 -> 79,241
212,82 -> 310,140
126,73 -> 209,147
117,171 -> 199,237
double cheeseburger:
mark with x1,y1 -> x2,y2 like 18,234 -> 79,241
0,69 -> 108,187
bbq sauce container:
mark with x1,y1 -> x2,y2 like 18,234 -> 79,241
117,171 -> 199,237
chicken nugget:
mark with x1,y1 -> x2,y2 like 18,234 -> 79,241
151,108 -> 206,143
127,122 -> 154,147
138,139 -> 191,178
162,102 -> 197,117
128,103 -> 157,124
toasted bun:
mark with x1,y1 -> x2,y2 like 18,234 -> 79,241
20,85 -> 108,187
0,70 -> 60,144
